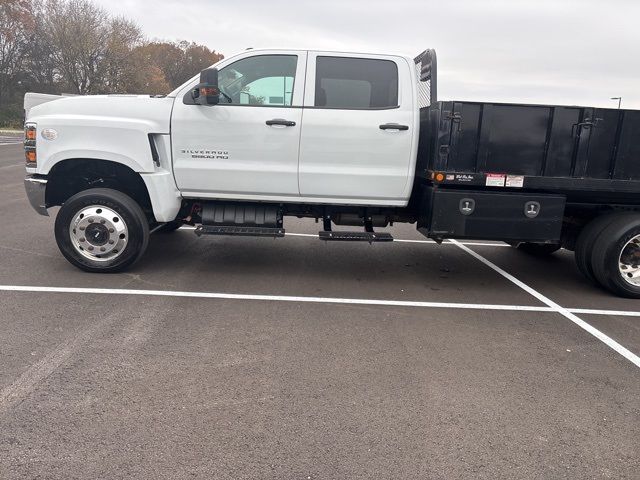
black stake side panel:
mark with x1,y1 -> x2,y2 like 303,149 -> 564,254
418,101 -> 640,187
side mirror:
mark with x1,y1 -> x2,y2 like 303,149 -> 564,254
192,68 -> 220,106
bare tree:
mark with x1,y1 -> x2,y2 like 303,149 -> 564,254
0,0 -> 34,106
0,0 -> 225,126
42,0 -> 111,94
23,11 -> 58,94
102,16 -> 143,92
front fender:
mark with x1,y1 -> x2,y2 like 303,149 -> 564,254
27,95 -> 174,175
34,121 -> 158,175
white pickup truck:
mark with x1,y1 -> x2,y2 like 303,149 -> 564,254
23,48 -> 640,298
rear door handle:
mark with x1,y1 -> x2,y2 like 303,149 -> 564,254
380,123 -> 409,131
266,119 -> 296,127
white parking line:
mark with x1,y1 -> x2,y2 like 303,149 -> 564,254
450,239 -> 640,369
0,142 -> 21,146
2,284 -> 640,320
0,284 -> 553,313
571,308 -> 640,317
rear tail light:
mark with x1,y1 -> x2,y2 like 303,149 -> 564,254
24,123 -> 37,167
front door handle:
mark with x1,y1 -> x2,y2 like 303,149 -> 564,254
266,119 -> 296,127
379,123 -> 409,131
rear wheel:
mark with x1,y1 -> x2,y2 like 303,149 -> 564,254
54,188 -> 149,273
574,212 -> 633,284
590,214 -> 640,298
514,242 -> 561,256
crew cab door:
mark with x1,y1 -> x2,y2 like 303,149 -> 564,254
171,51 -> 306,199
298,53 -> 417,204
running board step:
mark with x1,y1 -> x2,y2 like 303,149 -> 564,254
318,231 -> 393,242
195,225 -> 285,237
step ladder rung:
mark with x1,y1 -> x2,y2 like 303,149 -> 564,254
318,231 -> 393,242
195,225 -> 285,237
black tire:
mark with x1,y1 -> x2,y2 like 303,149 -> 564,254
155,219 -> 183,233
515,242 -> 561,256
590,214 -> 640,298
574,212 -> 633,284
54,188 -> 150,273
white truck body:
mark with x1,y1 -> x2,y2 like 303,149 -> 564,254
25,48 -> 419,222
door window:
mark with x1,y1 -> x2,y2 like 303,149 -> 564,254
217,55 -> 297,106
314,56 -> 398,109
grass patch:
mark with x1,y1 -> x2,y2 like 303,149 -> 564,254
0,106 -> 24,129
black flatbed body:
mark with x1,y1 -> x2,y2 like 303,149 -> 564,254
417,100 -> 640,205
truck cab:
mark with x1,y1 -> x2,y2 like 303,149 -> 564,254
23,48 -> 424,272
171,49 -> 418,205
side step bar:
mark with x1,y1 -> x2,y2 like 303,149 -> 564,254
195,225 -> 285,237
318,231 -> 393,242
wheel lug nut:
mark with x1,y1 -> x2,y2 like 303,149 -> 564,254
88,218 -> 94,223
88,246 -> 94,251
108,240 -> 115,245
80,238 -> 85,242
109,228 -> 114,233
79,226 -> 85,231
100,247 -> 106,252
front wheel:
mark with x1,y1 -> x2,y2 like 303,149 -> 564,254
54,188 -> 150,273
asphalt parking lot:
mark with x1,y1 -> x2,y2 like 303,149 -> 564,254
1,140 -> 639,479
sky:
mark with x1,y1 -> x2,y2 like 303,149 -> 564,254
95,0 -> 640,109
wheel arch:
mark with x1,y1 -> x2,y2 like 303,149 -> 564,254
563,204 -> 640,251
45,158 -> 155,222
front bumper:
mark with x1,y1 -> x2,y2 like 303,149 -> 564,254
24,175 -> 49,216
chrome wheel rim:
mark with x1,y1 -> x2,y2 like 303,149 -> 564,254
69,206 -> 128,262
618,234 -> 640,286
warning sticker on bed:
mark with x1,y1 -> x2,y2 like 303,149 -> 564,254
485,173 -> 506,187
505,175 -> 525,188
